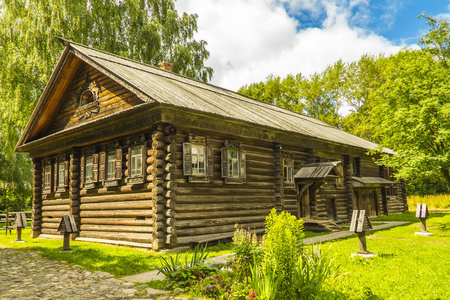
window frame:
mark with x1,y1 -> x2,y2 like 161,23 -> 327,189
126,139 -> 146,185
183,136 -> 213,183
43,164 -> 52,193
221,141 -> 246,184
283,158 -> 294,184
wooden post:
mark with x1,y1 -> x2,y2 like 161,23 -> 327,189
357,232 -> 368,254
32,157 -> 43,238
16,228 -> 23,242
420,218 -> 427,233
63,232 -> 71,250
5,208 -> 8,235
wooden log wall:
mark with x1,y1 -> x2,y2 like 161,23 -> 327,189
360,157 -> 380,177
274,144 -> 283,213
343,155 -> 354,222
78,136 -> 155,244
46,63 -> 143,135
41,192 -> 70,235
32,158 -> 43,237
69,149 -> 81,239
174,130 -> 276,244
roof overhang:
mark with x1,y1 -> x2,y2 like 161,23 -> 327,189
352,176 -> 394,188
294,161 -> 343,182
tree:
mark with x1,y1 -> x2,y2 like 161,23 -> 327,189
0,0 -> 213,210
238,74 -> 304,113
370,48 -> 450,189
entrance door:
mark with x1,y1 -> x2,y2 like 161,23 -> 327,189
326,197 -> 337,221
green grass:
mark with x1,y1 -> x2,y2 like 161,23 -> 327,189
408,194 -> 450,210
320,213 -> 450,299
0,232 -> 233,277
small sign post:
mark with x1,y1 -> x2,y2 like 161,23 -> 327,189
58,215 -> 78,250
12,213 -> 27,242
415,204 -> 433,236
350,210 -> 376,258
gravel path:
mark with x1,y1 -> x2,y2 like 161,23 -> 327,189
0,246 -> 187,300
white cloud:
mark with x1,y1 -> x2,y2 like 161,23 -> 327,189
175,0 -> 406,91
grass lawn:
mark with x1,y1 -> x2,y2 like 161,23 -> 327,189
320,212 -> 450,299
0,233 -> 233,277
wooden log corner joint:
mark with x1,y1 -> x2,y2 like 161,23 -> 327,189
349,210 -> 376,257
58,215 -> 79,250
415,203 -> 433,236
12,212 -> 28,242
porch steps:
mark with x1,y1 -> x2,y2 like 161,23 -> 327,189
302,219 -> 342,232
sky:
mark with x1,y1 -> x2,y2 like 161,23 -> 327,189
175,0 -> 450,92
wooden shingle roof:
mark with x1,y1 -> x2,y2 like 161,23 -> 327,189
17,38 -> 394,154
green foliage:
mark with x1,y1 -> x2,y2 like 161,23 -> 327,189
231,225 -> 264,281
248,264 -> 282,300
152,244 -> 213,287
262,209 -> 304,299
0,0 -> 213,209
294,245 -> 342,299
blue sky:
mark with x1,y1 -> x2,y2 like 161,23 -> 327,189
176,0 -> 450,91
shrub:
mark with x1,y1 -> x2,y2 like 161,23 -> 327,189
261,209 -> 304,298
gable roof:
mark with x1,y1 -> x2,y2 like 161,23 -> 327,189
294,161 -> 343,181
17,38 -> 393,155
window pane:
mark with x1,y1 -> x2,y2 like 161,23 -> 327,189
107,152 -> 115,180
191,145 -> 206,176
85,156 -> 93,183
44,166 -> 51,189
58,163 -> 65,186
131,146 -> 142,177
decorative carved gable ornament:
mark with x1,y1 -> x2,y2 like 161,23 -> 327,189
75,73 -> 101,120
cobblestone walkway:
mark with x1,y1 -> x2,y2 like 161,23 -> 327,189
0,246 -> 188,300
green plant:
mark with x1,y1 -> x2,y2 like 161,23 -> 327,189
231,225 -> 264,281
185,243 -> 209,267
248,264 -> 282,300
261,209 -> 304,299
294,245 -> 343,299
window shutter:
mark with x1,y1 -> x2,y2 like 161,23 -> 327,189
53,162 -> 57,192
99,152 -> 106,181
240,150 -> 246,179
64,160 -> 69,187
221,147 -> 228,178
207,146 -> 214,177
115,148 -> 123,180
183,143 -> 192,175
80,156 -> 85,186
92,153 -> 99,182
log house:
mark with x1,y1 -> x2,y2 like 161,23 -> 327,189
15,38 -> 407,249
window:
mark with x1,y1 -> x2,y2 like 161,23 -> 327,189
107,151 -> 116,180
130,146 -> 143,178
283,158 -> 294,183
58,162 -> 65,187
191,144 -> 206,176
183,141 -> 213,182
85,155 -> 94,183
221,142 -> 246,184
44,165 -> 51,190
227,149 -> 239,178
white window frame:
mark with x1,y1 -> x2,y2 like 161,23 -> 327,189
130,146 -> 143,178
227,148 -> 240,178
106,151 -> 116,180
44,165 -> 51,190
283,158 -> 294,183
58,162 -> 65,187
85,155 -> 94,183
191,144 -> 206,176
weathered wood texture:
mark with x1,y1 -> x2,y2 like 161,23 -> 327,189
32,158 -> 43,237
360,157 -> 380,177
46,62 -> 144,136
174,130 -> 276,244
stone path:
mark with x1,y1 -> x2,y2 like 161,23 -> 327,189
0,246 -> 188,299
